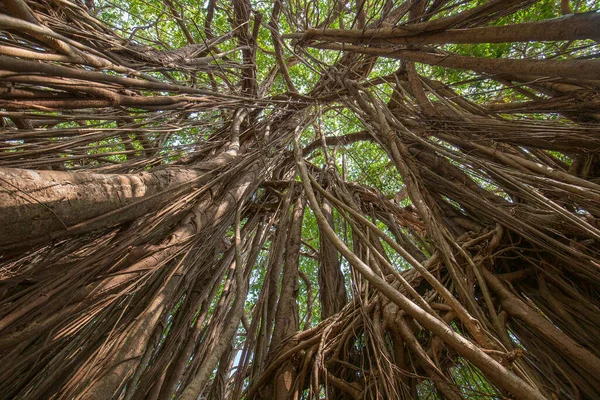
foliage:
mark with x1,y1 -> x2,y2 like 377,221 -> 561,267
0,0 -> 599,399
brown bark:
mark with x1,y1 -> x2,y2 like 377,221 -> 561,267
311,43 -> 600,80
0,166 -> 205,249
483,269 -> 600,385
290,12 -> 600,45
294,136 -> 546,400
318,196 -> 347,319
2,2 -> 599,399
263,195 -> 305,400
82,166 -> 260,399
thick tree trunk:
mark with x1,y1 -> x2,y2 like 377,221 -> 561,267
2,2 -> 599,399
318,196 -> 347,319
0,166 -> 204,250
291,12 -> 600,45
70,166 -> 260,399
312,43 -> 600,80
262,195 -> 305,400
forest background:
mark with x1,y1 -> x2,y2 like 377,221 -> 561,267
0,0 -> 599,399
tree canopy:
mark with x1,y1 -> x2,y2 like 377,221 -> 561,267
1,0 -> 599,399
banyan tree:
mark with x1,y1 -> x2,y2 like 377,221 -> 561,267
0,0 -> 599,398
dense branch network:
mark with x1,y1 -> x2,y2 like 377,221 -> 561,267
0,0 -> 599,399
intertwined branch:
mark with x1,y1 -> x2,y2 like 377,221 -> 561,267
1,0 -> 599,399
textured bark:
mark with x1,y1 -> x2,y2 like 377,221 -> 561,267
262,195 -> 305,400
312,43 -> 600,80
78,166 -> 259,399
294,137 -> 546,400
80,273 -> 178,399
2,2 -> 599,399
291,12 -> 600,45
318,196 -> 347,319
0,166 -> 204,249
483,269 -> 600,383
